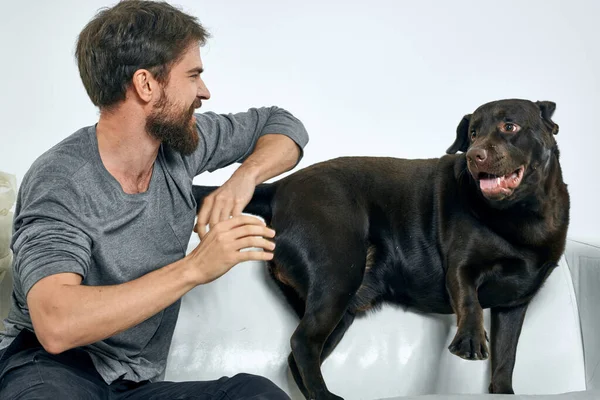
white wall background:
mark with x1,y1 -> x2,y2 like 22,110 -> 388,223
0,0 -> 598,241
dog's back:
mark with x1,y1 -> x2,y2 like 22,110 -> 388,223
194,149 -> 567,314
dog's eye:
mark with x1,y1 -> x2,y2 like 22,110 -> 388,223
470,130 -> 477,140
500,122 -> 521,134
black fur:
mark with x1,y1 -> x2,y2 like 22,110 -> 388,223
193,99 -> 569,399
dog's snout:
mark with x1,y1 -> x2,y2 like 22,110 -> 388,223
467,148 -> 488,165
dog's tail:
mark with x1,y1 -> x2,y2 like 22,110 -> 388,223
192,183 -> 276,224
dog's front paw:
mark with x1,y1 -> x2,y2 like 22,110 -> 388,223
489,381 -> 514,394
448,329 -> 489,360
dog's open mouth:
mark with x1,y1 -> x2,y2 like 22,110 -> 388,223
477,166 -> 525,198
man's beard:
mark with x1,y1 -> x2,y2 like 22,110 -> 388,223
147,93 -> 200,156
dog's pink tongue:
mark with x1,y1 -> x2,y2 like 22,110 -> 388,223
480,176 -> 509,193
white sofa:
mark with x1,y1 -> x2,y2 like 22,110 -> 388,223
165,234 -> 600,400
2,169 -> 599,399
0,172 -> 16,325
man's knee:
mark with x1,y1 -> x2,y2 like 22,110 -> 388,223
2,374 -> 106,400
3,381 -> 70,400
0,349 -> 104,400
226,373 -> 290,399
0,353 -> 44,399
1,364 -> 62,400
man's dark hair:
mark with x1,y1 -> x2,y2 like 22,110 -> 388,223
76,0 -> 210,108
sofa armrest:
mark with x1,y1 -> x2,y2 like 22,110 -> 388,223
564,239 -> 600,391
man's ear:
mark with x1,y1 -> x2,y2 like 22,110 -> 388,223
131,69 -> 156,103
446,114 -> 471,154
536,101 -> 559,135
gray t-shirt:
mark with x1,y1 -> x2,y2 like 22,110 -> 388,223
0,107 -> 308,384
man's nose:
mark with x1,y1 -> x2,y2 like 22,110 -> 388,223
198,78 -> 211,100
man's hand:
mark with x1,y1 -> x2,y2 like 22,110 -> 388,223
194,134 -> 302,238
195,170 -> 257,238
186,215 -> 275,284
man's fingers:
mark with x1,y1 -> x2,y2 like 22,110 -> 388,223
235,237 -> 276,252
218,215 -> 268,231
209,206 -> 222,231
230,224 -> 275,240
195,219 -> 208,239
232,200 -> 246,217
218,201 -> 234,224
236,250 -> 275,263
225,218 -> 274,240
197,197 -> 214,236
193,220 -> 207,239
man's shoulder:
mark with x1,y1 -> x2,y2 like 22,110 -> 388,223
27,127 -> 94,181
21,126 -> 95,195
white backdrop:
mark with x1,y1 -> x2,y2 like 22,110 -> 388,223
0,0 -> 598,241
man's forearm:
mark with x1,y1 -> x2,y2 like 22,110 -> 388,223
234,134 -> 301,184
28,258 -> 198,354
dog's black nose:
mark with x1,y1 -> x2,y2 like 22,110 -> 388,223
467,148 -> 488,164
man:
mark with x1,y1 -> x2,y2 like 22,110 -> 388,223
0,1 -> 308,398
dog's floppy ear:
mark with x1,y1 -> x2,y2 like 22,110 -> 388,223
446,114 -> 471,154
536,101 -> 559,135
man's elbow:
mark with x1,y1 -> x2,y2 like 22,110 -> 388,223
34,321 -> 71,355
27,273 -> 84,354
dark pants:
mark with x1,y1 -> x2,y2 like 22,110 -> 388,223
0,330 -> 290,400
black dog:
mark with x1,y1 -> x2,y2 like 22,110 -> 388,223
193,99 -> 569,399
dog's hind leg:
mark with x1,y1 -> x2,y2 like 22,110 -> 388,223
290,300 -> 351,400
287,311 -> 356,399
288,351 -> 309,398
317,264 -> 384,364
289,258 -> 364,400
320,311 -> 356,362
268,262 -> 306,318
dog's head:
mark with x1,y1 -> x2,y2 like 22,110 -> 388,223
446,99 -> 560,204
